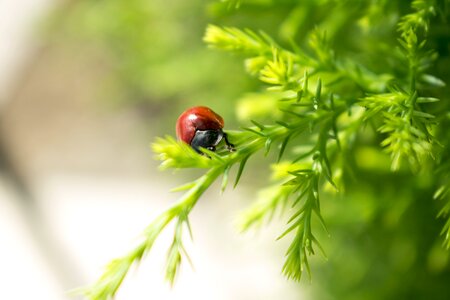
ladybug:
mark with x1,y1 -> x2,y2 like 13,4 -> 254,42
176,106 -> 235,153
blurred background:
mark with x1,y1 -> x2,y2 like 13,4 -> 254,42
1,0 -> 450,300
0,0 -> 301,299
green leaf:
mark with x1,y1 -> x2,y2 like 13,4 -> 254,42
277,134 -> 292,162
234,154 -> 251,188
421,74 -> 445,87
412,110 -> 435,119
242,126 -> 266,136
171,182 -> 196,193
416,97 -> 439,103
265,138 -> 273,155
221,165 -> 231,193
251,119 -> 266,130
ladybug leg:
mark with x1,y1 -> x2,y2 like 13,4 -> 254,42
222,132 -> 235,152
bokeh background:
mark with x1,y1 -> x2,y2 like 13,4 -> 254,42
0,0 -> 301,299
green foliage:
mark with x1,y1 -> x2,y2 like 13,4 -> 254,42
83,0 -> 450,299
50,0 -> 251,108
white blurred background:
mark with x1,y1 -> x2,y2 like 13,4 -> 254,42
0,1 -> 302,299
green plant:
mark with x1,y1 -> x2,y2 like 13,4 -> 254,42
50,0 -> 251,108
82,0 -> 450,299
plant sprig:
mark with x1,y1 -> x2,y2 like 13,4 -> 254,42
82,1 -> 449,298
83,69 -> 352,297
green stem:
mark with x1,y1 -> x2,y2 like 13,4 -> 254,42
171,166 -> 225,213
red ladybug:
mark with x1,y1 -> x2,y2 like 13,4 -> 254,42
176,106 -> 235,153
